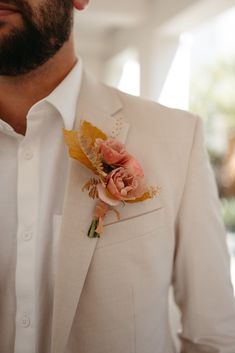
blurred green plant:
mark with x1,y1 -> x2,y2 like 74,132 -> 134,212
207,148 -> 224,166
222,198 -> 235,232
190,58 -> 235,231
190,58 -> 235,130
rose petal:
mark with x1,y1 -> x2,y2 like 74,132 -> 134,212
123,157 -> 144,177
106,167 -> 146,201
97,184 -> 120,206
96,138 -> 129,165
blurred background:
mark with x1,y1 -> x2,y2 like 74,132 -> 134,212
74,0 -> 235,349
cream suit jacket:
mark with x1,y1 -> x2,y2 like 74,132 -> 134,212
50,72 -> 235,353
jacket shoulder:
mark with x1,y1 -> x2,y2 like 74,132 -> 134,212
108,86 -> 199,140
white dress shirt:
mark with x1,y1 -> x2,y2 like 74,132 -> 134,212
0,60 -> 82,353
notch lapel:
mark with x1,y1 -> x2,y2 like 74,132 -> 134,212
51,72 -> 130,353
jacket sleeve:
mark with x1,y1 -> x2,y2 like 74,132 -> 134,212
172,116 -> 235,353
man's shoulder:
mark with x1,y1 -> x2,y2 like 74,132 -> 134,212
104,84 -> 198,139
81,72 -> 198,139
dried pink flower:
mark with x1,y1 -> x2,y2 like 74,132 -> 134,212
96,138 -> 129,165
97,167 -> 146,206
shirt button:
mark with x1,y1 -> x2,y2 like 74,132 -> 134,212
20,316 -> 30,328
23,148 -> 34,160
22,230 -> 33,241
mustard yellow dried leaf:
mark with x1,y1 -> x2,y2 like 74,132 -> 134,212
126,191 -> 153,203
63,129 -> 96,172
78,134 -> 106,176
126,186 -> 161,203
80,121 -> 107,144
63,121 -> 107,172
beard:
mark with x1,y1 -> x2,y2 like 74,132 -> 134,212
0,0 -> 74,76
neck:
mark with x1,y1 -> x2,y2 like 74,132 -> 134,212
0,36 -> 77,135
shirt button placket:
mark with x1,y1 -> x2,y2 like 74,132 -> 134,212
15,142 -> 38,353
20,315 -> 31,328
23,148 -> 34,160
22,230 -> 33,241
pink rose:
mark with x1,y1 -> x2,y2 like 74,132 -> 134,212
122,156 -> 144,178
96,138 -> 129,165
98,167 -> 146,205
97,183 -> 121,207
107,167 -> 146,200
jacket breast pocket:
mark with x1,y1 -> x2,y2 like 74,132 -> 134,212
96,205 -> 165,249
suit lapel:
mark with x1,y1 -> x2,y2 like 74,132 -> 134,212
51,72 -> 130,353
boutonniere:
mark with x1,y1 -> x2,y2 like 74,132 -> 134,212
63,120 -> 160,238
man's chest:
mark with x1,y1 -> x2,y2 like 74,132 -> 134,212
0,115 -> 69,353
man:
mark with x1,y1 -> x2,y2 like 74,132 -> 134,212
0,1 -> 235,353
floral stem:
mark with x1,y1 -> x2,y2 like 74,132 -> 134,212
88,218 -> 100,238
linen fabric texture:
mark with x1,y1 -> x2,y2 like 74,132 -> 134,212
0,66 -> 235,353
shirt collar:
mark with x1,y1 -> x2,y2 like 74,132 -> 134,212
45,58 -> 83,130
0,59 -> 82,137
